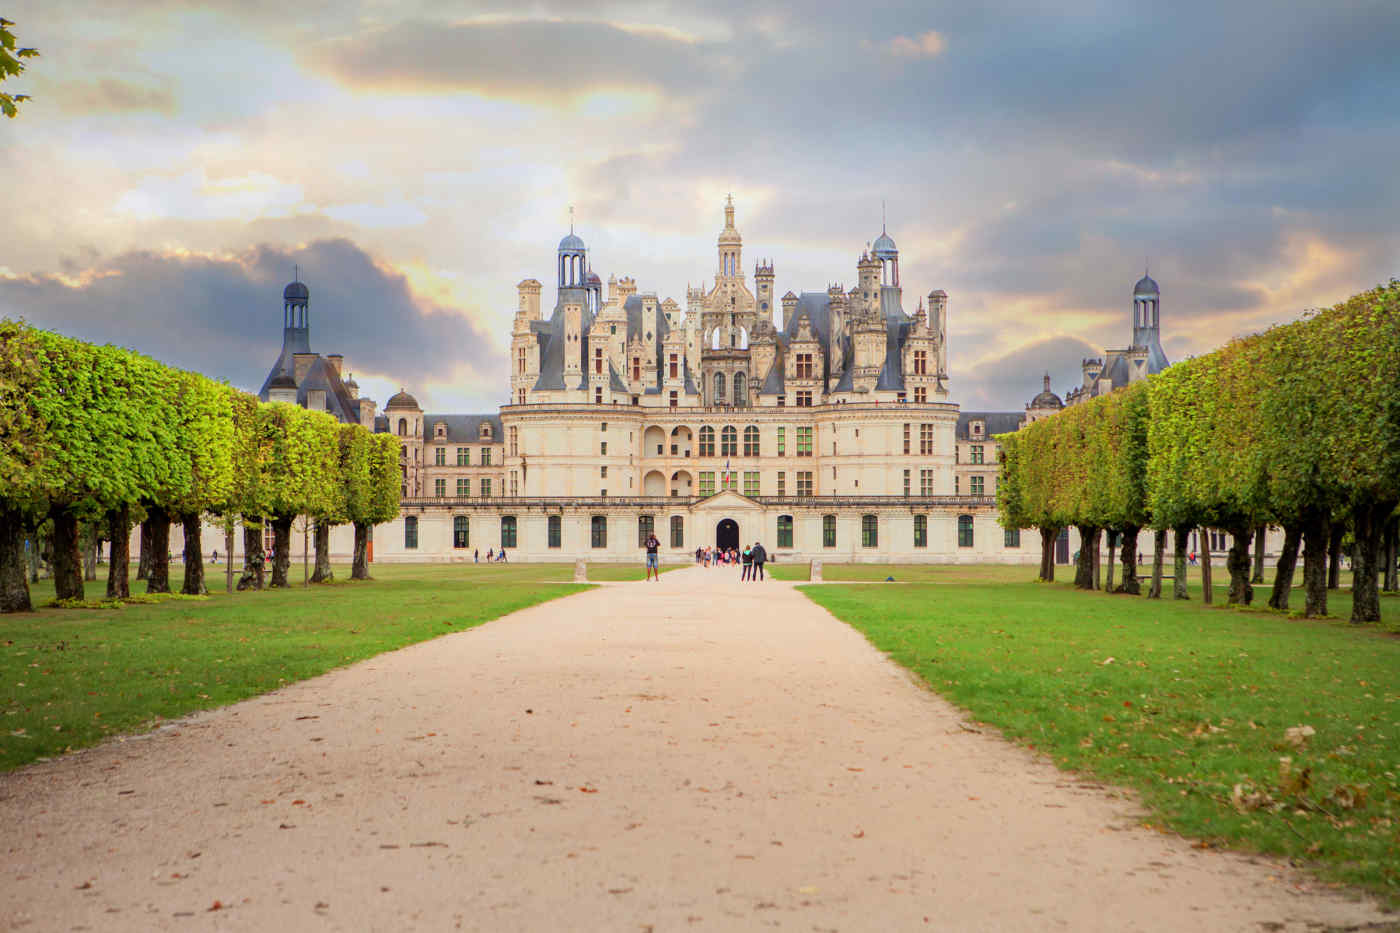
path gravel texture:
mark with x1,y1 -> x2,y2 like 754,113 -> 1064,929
2,566 -> 1391,931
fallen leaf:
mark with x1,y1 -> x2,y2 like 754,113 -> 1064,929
208,900 -> 223,912
852,829 -> 865,839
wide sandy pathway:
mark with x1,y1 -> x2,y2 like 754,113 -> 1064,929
2,566 -> 1390,931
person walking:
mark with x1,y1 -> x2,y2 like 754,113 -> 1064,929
741,544 -> 753,581
474,549 -> 479,563
643,530 -> 661,582
751,541 -> 767,581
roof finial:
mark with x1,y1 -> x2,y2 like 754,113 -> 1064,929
569,205 -> 575,234
882,199 -> 886,234
294,263 -> 299,283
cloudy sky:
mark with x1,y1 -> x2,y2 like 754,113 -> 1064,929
2,1 -> 1397,413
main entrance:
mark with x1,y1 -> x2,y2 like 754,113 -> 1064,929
716,518 -> 739,552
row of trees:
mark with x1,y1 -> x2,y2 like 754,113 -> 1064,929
998,282 -> 1400,623
0,321 -> 401,613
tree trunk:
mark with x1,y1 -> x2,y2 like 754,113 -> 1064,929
1267,524 -> 1301,611
1302,510 -> 1329,618
1073,525 -> 1097,590
1148,528 -> 1166,599
352,522 -> 371,580
106,506 -> 131,599
1173,526 -> 1190,599
181,512 -> 206,595
1225,523 -> 1253,606
1199,528 -> 1214,605
1349,500 -> 1389,624
1382,516 -> 1398,594
1104,530 -> 1117,592
27,533 -> 40,584
270,515 -> 293,587
1251,525 -> 1266,584
1091,529 -> 1102,590
1328,519 -> 1345,590
145,507 -> 172,594
238,520 -> 265,591
310,520 -> 334,583
225,525 -> 235,595
137,520 -> 153,580
51,511 -> 85,602
1118,526 -> 1141,595
1038,527 -> 1056,582
0,510 -> 33,613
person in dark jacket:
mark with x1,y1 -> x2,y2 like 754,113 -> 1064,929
741,544 -> 753,581
751,541 -> 767,581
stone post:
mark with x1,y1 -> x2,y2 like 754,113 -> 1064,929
810,559 -> 822,582
573,559 -> 588,582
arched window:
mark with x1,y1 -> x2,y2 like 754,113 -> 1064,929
777,514 -> 793,549
720,426 -> 738,457
735,372 -> 747,405
743,425 -> 759,456
670,515 -> 684,548
404,516 -> 418,549
715,372 -> 726,401
958,514 -> 974,548
591,515 -> 607,549
547,515 -> 562,549
398,418 -> 407,436
501,515 -> 517,549
699,426 -> 715,457
861,514 -> 878,548
453,516 -> 469,549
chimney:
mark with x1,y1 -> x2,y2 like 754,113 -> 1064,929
306,388 -> 327,412
293,352 -> 318,384
325,354 -> 343,379
358,398 -> 377,428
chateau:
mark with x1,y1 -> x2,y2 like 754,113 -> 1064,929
250,199 -> 1171,564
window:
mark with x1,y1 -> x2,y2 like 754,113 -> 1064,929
457,478 -> 469,497
1004,526 -> 1021,548
970,475 -> 985,496
669,354 -> 679,380
958,514 -> 974,548
600,466 -> 608,478
548,515 -> 561,549
699,472 -> 715,496
914,386 -> 927,403
862,514 -> 878,548
517,347 -> 526,374
743,471 -> 760,496
591,516 -> 607,548
397,418 -> 407,437
913,349 -> 927,375
669,391 -> 678,408
601,442 -> 607,455
601,422 -> 607,432
509,427 -> 518,456
903,423 -> 910,455
435,478 -> 446,497
721,425 -> 738,456
595,387 -> 603,404
482,449 -> 492,466
822,514 -> 836,548
480,423 -> 492,439
670,515 -> 684,548
715,372 -> 725,400
510,472 -> 518,496
796,390 -> 813,407
797,471 -> 813,496
632,357 -> 641,382
777,515 -> 793,548
481,478 -> 492,497
920,424 -> 934,455
914,514 -> 928,548
796,426 -> 813,457
795,353 -> 814,378
970,445 -> 985,465
777,395 -> 785,407
777,427 -> 786,456
435,447 -> 446,466
501,516 -> 517,548
743,425 -> 759,456
699,426 -> 715,457
735,373 -> 747,406
404,516 -> 418,549
638,514 -> 654,546
722,471 -> 737,491
919,468 -> 933,496
777,471 -> 786,496
594,347 -> 604,375
955,475 -> 959,495
453,516 -> 469,549
457,447 -> 469,466
903,469 -> 910,496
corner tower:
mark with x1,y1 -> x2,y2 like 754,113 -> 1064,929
1131,273 -> 1169,375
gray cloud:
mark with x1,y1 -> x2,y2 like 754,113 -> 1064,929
0,239 -> 495,401
42,77 -> 176,115
954,335 -> 1101,411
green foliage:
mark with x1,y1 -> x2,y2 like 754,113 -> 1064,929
0,320 -> 47,520
257,404 -> 342,521
365,432 -> 401,525
0,17 -> 38,118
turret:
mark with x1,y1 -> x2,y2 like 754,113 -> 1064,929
517,278 -> 543,320
754,260 -> 775,323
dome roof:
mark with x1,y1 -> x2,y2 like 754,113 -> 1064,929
586,270 -> 602,285
385,388 -> 420,409
283,280 -> 309,302
558,232 -> 586,252
872,231 -> 898,258
267,371 -> 297,390
1030,388 -> 1064,410
1133,274 -> 1159,296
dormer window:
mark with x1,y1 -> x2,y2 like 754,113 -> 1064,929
434,423 -> 447,439
972,421 -> 984,437
479,423 -> 493,440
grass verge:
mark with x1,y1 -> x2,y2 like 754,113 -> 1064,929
2,563 -> 589,772
799,578 -> 1400,902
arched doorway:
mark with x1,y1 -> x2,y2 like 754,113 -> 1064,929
716,518 -> 739,552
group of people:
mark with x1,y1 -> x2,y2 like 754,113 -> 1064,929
689,543 -> 770,580
473,549 -> 508,563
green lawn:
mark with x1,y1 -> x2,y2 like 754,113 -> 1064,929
800,577 -> 1400,901
2,563 -> 590,772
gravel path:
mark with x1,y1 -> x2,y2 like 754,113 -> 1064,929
2,566 -> 1390,931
